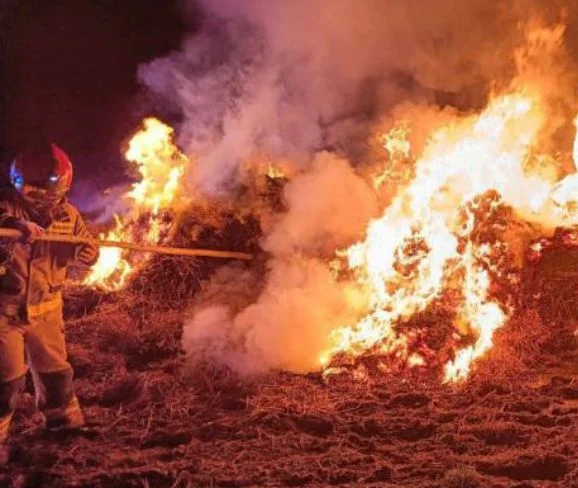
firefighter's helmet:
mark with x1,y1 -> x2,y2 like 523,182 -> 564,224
10,143 -> 73,210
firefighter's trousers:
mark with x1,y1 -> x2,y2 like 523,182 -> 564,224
0,309 -> 83,442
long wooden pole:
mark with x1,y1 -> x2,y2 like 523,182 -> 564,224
0,228 -> 253,260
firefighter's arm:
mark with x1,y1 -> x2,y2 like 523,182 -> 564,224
0,203 -> 43,242
73,213 -> 99,266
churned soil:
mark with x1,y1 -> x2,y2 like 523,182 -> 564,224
0,285 -> 577,488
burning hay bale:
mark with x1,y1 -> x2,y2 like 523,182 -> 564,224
126,211 -> 263,305
70,117 -> 278,311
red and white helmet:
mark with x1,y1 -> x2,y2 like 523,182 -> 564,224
10,143 -> 73,210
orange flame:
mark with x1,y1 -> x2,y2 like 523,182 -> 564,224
125,118 -> 187,213
84,118 -> 188,291
322,86 -> 578,382
373,122 -> 411,190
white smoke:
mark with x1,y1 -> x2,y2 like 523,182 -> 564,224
183,257 -> 368,374
140,0 -> 560,194
264,152 -> 379,256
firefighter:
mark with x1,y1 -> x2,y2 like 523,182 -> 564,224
0,142 -> 98,447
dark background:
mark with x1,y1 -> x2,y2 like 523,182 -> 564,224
0,0 -> 191,200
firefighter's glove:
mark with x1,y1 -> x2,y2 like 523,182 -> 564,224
15,220 -> 44,243
75,244 -> 99,266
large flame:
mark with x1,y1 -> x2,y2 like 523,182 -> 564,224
322,86 -> 578,382
84,118 -> 188,291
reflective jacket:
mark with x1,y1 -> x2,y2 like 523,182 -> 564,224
0,187 -> 98,321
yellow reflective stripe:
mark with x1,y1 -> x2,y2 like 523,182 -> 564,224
46,222 -> 74,234
27,295 -> 62,318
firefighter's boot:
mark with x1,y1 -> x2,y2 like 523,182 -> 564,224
36,369 -> 84,432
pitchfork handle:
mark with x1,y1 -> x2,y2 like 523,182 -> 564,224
0,228 -> 253,260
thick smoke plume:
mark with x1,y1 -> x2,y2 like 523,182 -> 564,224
139,0 -> 578,374
183,258 -> 368,374
182,154 -> 376,373
141,0 -> 569,193
264,153 -> 379,256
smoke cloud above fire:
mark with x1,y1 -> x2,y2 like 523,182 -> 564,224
138,0 -> 578,375
141,0 -> 576,193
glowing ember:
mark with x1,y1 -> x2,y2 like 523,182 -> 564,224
84,118 -> 188,291
266,164 -> 286,180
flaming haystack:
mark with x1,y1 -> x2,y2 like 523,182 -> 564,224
177,15 -> 578,382
84,2 -> 578,385
318,24 -> 578,381
324,88 -> 578,382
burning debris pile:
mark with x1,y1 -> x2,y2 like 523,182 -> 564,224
81,3 -> 578,387
184,81 -> 577,384
179,19 -> 578,383
322,88 -> 578,383
80,118 -> 264,299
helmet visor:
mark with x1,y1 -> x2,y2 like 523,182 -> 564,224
18,184 -> 64,210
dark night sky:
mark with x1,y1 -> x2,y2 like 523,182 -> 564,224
0,0 -> 191,196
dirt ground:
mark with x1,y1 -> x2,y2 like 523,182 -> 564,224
0,278 -> 577,488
